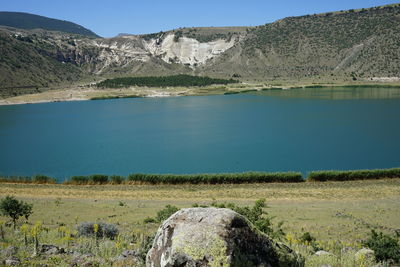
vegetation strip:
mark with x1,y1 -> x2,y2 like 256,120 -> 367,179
307,168 -> 400,181
97,74 -> 238,88
1,167 -> 399,185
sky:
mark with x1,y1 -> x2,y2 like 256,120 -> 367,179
1,0 -> 399,37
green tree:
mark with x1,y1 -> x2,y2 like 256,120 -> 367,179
0,196 -> 33,229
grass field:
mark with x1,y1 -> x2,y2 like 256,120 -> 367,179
1,179 -> 399,242
0,179 -> 399,266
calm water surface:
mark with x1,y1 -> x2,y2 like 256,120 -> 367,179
1,87 -> 400,180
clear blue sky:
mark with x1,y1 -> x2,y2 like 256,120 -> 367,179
2,0 -> 399,37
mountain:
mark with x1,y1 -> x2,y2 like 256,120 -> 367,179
0,12 -> 99,37
0,4 -> 399,97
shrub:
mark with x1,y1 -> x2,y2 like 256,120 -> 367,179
155,205 -> 179,222
110,175 -> 125,184
299,231 -> 322,251
33,174 -> 56,184
89,174 -> 109,184
307,168 -> 400,181
77,222 -> 118,240
143,217 -> 157,223
0,196 -> 33,229
0,176 -> 32,183
69,176 -> 89,184
299,232 -> 316,243
363,230 -> 400,263
127,172 -> 303,184
211,199 -> 285,239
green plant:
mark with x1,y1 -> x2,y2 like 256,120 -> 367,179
143,217 -> 157,223
89,174 -> 109,184
308,168 -> 400,181
0,220 -> 5,240
77,222 -> 119,240
299,231 -> 322,251
0,196 -> 33,229
127,171 -> 303,184
69,175 -> 89,184
30,221 -> 43,255
211,199 -> 285,239
155,205 -> 179,222
110,175 -> 125,184
363,230 -> 400,263
55,197 -> 62,206
33,174 -> 56,184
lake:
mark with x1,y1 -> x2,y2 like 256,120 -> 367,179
1,87 -> 400,181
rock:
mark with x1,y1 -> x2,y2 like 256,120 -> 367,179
40,244 -> 65,255
69,253 -> 96,267
355,248 -> 375,261
5,257 -> 20,266
146,207 -> 304,267
315,250 -> 334,256
1,246 -> 18,257
320,265 -> 331,267
115,249 -> 141,261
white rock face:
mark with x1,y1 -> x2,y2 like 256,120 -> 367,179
143,33 -> 237,67
63,32 -> 240,74
80,36 -> 151,74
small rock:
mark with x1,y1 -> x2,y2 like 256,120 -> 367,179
315,250 -> 334,256
321,265 -> 331,267
115,249 -> 141,263
121,249 -> 140,258
5,257 -> 20,266
70,252 -> 95,266
355,248 -> 375,261
2,246 -> 18,257
40,244 -> 65,255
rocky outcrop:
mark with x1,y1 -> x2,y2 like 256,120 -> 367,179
146,207 -> 304,267
143,33 -> 238,67
355,248 -> 375,262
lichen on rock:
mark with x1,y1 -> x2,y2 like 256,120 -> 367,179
146,207 -> 304,267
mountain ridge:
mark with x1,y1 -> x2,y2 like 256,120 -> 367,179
0,11 -> 99,37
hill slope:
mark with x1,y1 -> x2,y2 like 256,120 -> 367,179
0,30 -> 83,97
0,11 -> 99,37
202,4 -> 400,80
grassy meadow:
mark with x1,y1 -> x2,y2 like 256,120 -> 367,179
0,179 -> 399,266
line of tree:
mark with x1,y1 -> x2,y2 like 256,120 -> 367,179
97,74 -> 239,88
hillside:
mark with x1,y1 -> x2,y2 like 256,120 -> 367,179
0,12 -> 99,37
0,30 -> 83,97
0,4 -> 400,98
203,4 -> 400,81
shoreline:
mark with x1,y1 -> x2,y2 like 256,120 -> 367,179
1,82 -> 400,106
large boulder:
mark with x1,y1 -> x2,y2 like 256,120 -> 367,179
146,207 -> 304,267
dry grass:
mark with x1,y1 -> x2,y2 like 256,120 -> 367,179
1,179 -> 399,245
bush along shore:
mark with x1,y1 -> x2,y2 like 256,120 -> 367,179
307,168 -> 400,181
0,167 -> 399,185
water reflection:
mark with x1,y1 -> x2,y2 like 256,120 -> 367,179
252,87 -> 400,99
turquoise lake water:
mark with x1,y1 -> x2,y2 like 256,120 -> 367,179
0,87 -> 400,181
